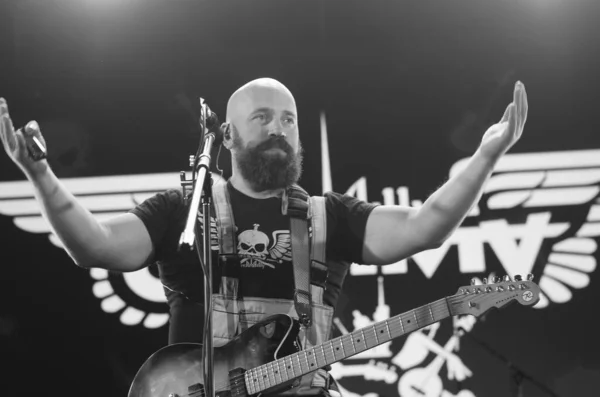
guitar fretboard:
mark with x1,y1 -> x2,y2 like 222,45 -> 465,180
244,297 -> 450,394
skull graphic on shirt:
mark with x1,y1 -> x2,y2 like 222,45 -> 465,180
237,224 -> 292,268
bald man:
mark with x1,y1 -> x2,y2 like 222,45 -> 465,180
0,77 -> 528,396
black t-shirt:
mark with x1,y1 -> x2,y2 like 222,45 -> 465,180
130,182 -> 377,343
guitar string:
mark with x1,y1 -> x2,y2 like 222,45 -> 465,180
183,295 -> 479,397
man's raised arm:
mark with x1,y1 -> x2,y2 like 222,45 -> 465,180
363,81 -> 529,265
0,98 -> 153,272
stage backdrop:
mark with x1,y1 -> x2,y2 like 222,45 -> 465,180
1,1 -> 599,397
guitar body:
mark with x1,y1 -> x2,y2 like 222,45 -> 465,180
128,314 -> 300,397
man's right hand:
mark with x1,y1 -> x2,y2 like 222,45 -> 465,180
0,97 -> 49,178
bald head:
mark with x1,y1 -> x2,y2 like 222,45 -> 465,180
226,78 -> 297,125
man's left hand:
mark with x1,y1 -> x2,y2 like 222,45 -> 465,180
478,81 -> 528,161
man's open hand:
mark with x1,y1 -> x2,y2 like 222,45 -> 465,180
479,81 -> 528,161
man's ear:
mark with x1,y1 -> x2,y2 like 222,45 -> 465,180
222,122 -> 233,149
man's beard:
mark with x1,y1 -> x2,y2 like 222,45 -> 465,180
233,135 -> 303,191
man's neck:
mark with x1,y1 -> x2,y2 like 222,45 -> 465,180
229,174 -> 285,199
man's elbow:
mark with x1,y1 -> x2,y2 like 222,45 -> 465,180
68,246 -> 122,271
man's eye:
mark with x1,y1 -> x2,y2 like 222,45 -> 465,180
284,117 -> 295,124
254,114 -> 266,121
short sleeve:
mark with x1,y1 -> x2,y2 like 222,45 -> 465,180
129,189 -> 186,260
325,192 -> 379,264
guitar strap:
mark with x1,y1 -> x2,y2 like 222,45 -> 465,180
283,184 -> 314,328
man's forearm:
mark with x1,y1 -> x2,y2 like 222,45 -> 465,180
29,167 -> 111,267
411,148 -> 496,246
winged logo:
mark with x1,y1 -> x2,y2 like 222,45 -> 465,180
450,148 -> 600,308
269,230 -> 292,262
0,171 -> 224,328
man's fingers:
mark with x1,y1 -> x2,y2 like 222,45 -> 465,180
1,113 -> 17,152
514,81 -> 528,132
24,120 -> 40,136
0,98 -> 9,145
520,84 -> 528,128
508,102 -> 517,138
500,103 -> 511,123
15,129 -> 27,153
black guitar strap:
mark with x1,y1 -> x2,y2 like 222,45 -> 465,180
283,184 -> 313,328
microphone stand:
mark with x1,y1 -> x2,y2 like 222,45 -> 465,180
461,330 -> 561,397
179,98 -> 220,397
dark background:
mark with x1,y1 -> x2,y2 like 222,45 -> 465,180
1,0 -> 599,396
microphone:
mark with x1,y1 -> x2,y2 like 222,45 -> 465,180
201,104 -> 224,145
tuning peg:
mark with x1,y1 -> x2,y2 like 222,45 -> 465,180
482,277 -> 488,284
495,276 -> 503,283
514,275 -> 522,281
496,285 -> 505,292
527,273 -> 534,281
471,278 -> 479,286
503,275 -> 512,282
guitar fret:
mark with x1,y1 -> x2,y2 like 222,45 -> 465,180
413,310 -> 419,327
385,322 -> 391,339
281,359 -> 289,382
338,337 -> 346,358
319,344 -> 327,365
307,349 -> 316,371
359,329 -> 366,352
364,326 -> 377,348
245,371 -> 254,395
295,353 -> 303,375
262,363 -> 269,389
257,366 -> 265,391
263,363 -> 270,389
327,340 -> 336,362
267,361 -> 276,388
285,356 -> 294,378
321,342 -> 328,363
331,339 -> 342,361
345,334 -> 356,355
416,306 -> 433,327
373,325 -> 379,344
273,360 -> 282,384
402,313 -> 417,333
262,364 -> 269,389
428,305 -> 434,322
313,346 -> 322,368
301,351 -> 310,373
374,321 -> 390,344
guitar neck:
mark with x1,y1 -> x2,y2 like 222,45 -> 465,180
244,297 -> 451,394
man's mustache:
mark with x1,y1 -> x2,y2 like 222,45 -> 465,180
254,136 -> 293,154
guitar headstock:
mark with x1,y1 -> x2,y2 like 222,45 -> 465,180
448,274 -> 541,317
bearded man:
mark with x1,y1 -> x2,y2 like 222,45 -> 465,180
0,77 -> 528,396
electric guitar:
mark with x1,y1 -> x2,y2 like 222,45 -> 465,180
129,275 -> 540,397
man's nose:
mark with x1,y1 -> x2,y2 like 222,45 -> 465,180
268,130 -> 287,138
267,119 -> 286,137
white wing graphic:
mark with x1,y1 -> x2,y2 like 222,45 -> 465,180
451,149 -> 600,309
0,171 -> 224,328
269,230 -> 292,262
